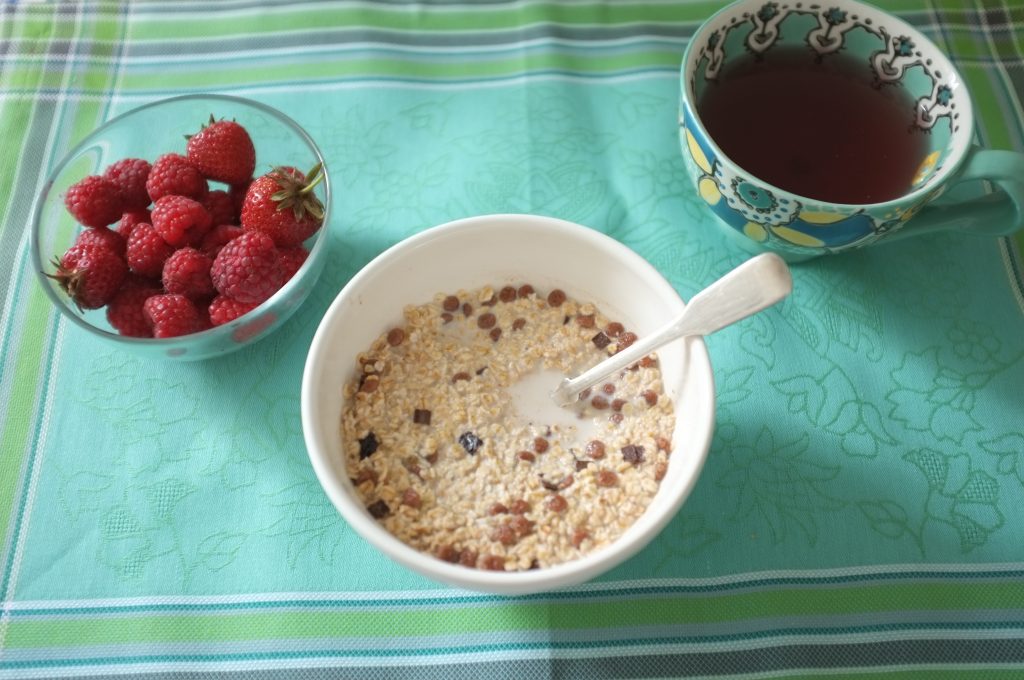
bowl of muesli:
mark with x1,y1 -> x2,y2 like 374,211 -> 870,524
301,214 -> 715,594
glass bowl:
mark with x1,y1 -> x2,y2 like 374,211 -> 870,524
30,94 -> 331,360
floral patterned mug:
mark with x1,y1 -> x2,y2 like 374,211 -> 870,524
679,0 -> 1024,261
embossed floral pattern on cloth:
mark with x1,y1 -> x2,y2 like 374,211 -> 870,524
0,1 -> 1023,678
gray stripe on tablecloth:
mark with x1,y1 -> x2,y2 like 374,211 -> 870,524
6,609 -> 1024,663
17,637 -> 1024,679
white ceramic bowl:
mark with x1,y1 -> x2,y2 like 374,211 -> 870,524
301,214 -> 715,594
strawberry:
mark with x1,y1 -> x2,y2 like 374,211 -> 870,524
208,295 -> 258,326
186,117 -> 256,186
74,227 -> 126,258
240,163 -> 325,247
116,209 -> 151,241
146,153 -> 208,202
143,293 -> 202,338
162,247 -> 214,299
210,231 -> 283,305
126,222 -> 175,278
64,175 -> 124,228
104,158 -> 152,211
106,278 -> 162,337
48,242 -> 127,310
200,190 -> 237,226
278,246 -> 308,281
199,224 -> 243,257
150,195 -> 213,248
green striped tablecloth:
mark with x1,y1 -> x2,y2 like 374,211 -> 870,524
2,1 -> 1024,678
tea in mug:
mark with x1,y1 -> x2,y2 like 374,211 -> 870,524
697,47 -> 930,205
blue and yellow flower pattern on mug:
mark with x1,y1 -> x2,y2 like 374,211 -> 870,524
679,0 -> 1024,259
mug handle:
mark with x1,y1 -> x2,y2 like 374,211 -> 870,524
890,147 -> 1024,240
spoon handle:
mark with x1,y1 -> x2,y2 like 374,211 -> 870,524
551,253 -> 792,407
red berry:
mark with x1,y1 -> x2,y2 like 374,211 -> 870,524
201,190 -> 237,226
48,243 -> 127,310
241,164 -> 325,247
210,231 -> 283,305
126,223 -> 175,278
104,158 -> 152,211
143,293 -> 202,338
106,280 -> 161,337
186,119 -> 256,186
278,246 -> 308,281
200,224 -> 244,257
208,295 -> 258,326
74,227 -> 126,258
116,209 -> 151,241
162,247 -> 214,299
150,195 -> 213,248
64,175 -> 124,228
146,153 -> 208,202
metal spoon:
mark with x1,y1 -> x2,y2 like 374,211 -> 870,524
550,252 -> 793,407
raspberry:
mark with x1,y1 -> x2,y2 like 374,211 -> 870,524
146,153 -> 208,202
48,242 -> 127,310
143,294 -> 202,338
74,227 -> 126,258
186,119 -> 256,186
208,295 -> 258,326
106,280 -> 161,337
162,247 -> 214,299
150,195 -> 212,248
278,246 -> 308,281
201,190 -> 237,226
210,231 -> 283,305
64,175 -> 124,228
126,222 -> 175,278
104,158 -> 152,211
116,209 -> 151,241
199,224 -> 243,257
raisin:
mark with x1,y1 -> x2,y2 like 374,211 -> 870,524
596,470 -> 618,487
481,294 -> 497,307
640,355 -> 657,368
452,371 -> 471,383
591,332 -> 611,349
401,456 -> 421,477
413,408 -> 432,425
499,286 -> 517,302
489,328 -> 502,342
488,502 -> 508,515
509,499 -> 531,515
611,398 -> 626,412
601,383 -> 615,394
491,523 -> 517,546
425,451 -> 439,465
442,295 -> 460,312
401,487 -> 422,508
579,387 -> 592,400
352,468 -> 378,486
609,413 -> 623,424
437,544 -> 458,562
656,436 -> 672,452
511,317 -> 526,331
547,494 -> 568,512
462,302 -> 473,317
591,396 -> 609,410
367,500 -> 390,518
517,284 -> 534,298
358,432 -> 379,460
557,474 -> 575,490
359,375 -> 380,394
533,437 -> 549,454
518,451 -> 536,462
622,444 -> 645,465
458,549 -> 478,568
459,431 -> 483,454
576,314 -> 595,328
441,312 -> 454,324
540,477 -> 560,491
386,328 -> 405,347
547,289 -> 566,307
572,527 -> 589,549
477,312 -> 496,329
617,332 -> 638,351
655,460 -> 668,481
642,390 -> 658,406
509,515 -> 533,536
585,440 -> 606,459
605,321 -> 624,337
481,555 -> 505,571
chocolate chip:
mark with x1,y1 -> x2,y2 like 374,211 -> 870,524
592,332 -> 611,349
575,459 -> 591,471
622,444 -> 645,465
459,431 -> 483,454
413,408 -> 432,425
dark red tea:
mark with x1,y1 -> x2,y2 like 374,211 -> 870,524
697,47 -> 929,204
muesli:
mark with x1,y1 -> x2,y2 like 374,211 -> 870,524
340,283 -> 674,571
